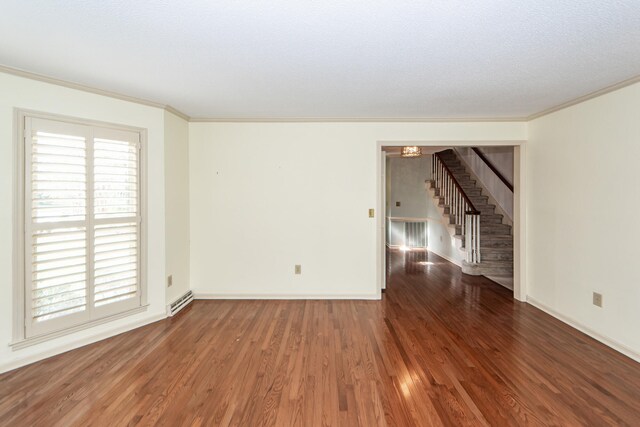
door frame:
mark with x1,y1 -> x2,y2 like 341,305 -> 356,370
380,150 -> 387,290
376,140 -> 527,301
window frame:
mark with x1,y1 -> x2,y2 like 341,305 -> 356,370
12,109 -> 148,348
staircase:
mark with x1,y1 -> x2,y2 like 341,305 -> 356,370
428,149 -> 513,278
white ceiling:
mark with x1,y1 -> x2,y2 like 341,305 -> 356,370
1,1 -> 640,120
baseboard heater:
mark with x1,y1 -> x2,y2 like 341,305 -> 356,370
166,290 -> 194,316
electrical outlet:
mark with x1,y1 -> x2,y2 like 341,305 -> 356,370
396,201 -> 401,207
593,292 -> 603,308
295,265 -> 302,275
368,208 -> 375,218
167,275 -> 173,287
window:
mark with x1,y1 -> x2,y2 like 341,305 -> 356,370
18,113 -> 146,340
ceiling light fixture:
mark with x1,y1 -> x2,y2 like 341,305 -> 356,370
401,146 -> 422,157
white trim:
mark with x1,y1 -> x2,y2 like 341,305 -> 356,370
139,129 -> 149,306
527,74 -> 640,120
1,312 -> 165,374
379,150 -> 387,291
193,293 -> 381,300
512,145 -> 526,301
380,140 -> 525,147
387,216 -> 441,222
14,109 -> 149,342
3,64 -> 639,123
189,117 -> 527,123
377,140 -> 527,301
426,247 -> 463,267
12,109 -> 26,342
0,65 -> 190,121
16,108 -> 148,133
526,297 -> 640,364
10,305 -> 150,350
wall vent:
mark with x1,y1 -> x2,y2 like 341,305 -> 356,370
166,290 -> 194,316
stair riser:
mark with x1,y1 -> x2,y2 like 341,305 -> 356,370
455,225 -> 511,235
438,197 -> 490,208
481,236 -> 513,242
437,209 -> 504,225
477,267 -> 514,276
469,197 -> 489,204
481,218 -> 503,224
482,229 -> 512,235
482,252 -> 514,261
481,242 -> 513,249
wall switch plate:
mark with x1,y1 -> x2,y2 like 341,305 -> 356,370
368,208 -> 375,218
167,275 -> 173,287
593,292 -> 603,307
396,201 -> 401,207
295,265 -> 302,275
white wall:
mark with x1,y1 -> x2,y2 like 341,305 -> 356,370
164,111 -> 190,303
387,156 -> 430,218
189,122 -> 525,299
456,146 -> 514,220
476,146 -> 513,181
386,156 -> 430,247
0,71 -> 167,372
528,82 -> 640,359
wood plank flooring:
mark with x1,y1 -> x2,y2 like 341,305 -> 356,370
2,249 -> 640,426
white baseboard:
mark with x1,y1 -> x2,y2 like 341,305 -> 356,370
426,247 -> 462,267
526,296 -> 640,364
1,312 -> 166,374
194,292 -> 381,300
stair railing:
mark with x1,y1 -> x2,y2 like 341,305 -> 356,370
432,153 -> 481,264
465,212 -> 481,264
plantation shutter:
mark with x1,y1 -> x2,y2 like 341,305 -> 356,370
92,128 -> 141,318
25,117 -> 142,338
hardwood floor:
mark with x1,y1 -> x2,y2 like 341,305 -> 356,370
2,249 -> 640,426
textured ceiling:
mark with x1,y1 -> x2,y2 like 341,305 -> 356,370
1,1 -> 640,119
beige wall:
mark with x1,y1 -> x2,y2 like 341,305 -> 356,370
528,82 -> 640,359
0,71 -> 168,372
164,111 -> 190,303
189,122 -> 526,299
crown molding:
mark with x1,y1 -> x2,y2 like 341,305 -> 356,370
163,105 -> 190,121
0,64 -> 191,121
527,73 -> 640,121
189,116 -> 527,123
2,63 -> 639,124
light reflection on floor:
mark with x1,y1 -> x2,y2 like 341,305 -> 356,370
386,247 -> 446,276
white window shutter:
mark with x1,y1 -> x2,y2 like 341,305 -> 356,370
24,117 -> 142,338
26,119 -> 92,336
92,130 -> 141,316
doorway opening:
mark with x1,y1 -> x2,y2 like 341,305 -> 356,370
378,143 -> 525,300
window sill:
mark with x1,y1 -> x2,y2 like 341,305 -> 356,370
10,304 -> 149,351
